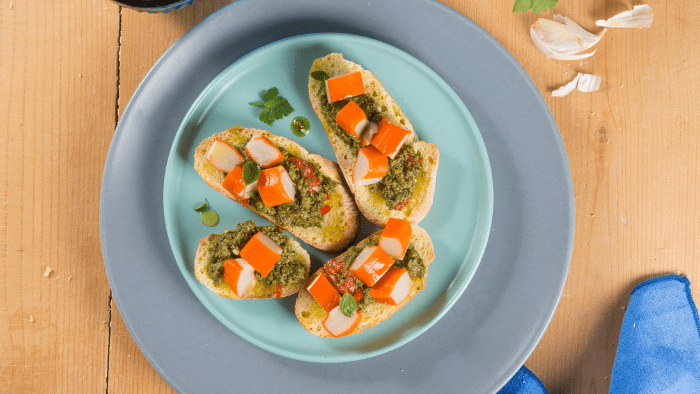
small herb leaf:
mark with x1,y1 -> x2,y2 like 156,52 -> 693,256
339,293 -> 358,317
249,87 -> 295,126
310,70 -> 330,81
243,160 -> 261,185
512,0 -> 556,13
194,199 -> 209,212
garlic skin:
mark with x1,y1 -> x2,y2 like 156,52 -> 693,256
596,5 -> 654,28
552,73 -> 602,97
531,15 -> 606,60
552,74 -> 581,97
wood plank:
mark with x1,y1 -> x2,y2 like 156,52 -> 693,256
109,1 -> 700,393
0,0 -> 120,392
108,2 -> 232,393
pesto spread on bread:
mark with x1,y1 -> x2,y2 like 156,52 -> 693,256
241,147 -> 337,228
205,221 -> 307,289
318,93 -> 425,210
323,234 -> 426,310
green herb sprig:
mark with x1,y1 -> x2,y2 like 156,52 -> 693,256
512,0 -> 557,13
249,87 -> 294,126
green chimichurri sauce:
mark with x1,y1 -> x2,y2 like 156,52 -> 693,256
205,220 -> 307,288
336,234 -> 425,310
290,116 -> 311,137
317,89 -> 424,209
242,147 -> 336,228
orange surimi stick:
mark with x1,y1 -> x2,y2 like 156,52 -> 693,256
335,100 -> 368,139
325,71 -> 365,103
322,305 -> 362,338
378,218 -> 413,259
239,232 -> 282,277
222,163 -> 258,199
245,135 -> 285,168
257,165 -> 296,207
352,146 -> 388,187
368,267 -> 411,306
371,118 -> 411,159
207,139 -> 245,172
349,245 -> 395,287
306,273 -> 342,313
222,258 -> 257,297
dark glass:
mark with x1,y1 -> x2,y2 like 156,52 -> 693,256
111,0 -> 195,12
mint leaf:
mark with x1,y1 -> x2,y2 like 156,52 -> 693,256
339,293 -> 358,317
242,160 -> 261,185
513,0 -> 556,13
250,87 -> 295,126
310,71 -> 330,81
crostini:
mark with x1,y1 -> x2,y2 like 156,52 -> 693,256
194,126 -> 359,252
308,53 -> 440,226
194,220 -> 311,299
295,218 -> 435,337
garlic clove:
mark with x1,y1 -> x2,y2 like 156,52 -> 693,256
531,15 -> 606,60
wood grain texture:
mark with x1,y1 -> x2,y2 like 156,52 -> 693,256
1,0 -> 699,393
0,0 -> 120,392
109,3 -> 232,393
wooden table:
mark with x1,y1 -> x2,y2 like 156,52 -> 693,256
1,0 -> 697,392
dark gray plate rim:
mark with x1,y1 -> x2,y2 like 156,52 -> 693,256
100,0 -> 574,393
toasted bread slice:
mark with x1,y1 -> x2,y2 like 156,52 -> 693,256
194,222 -> 311,299
308,53 -> 440,226
295,223 -> 435,337
194,126 -> 359,252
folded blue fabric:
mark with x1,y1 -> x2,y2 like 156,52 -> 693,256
499,275 -> 700,394
610,275 -> 700,393
497,366 -> 548,394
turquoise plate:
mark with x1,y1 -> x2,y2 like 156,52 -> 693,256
163,33 -> 493,362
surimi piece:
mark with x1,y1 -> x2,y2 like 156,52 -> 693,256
194,221 -> 311,300
295,223 -> 435,337
194,127 -> 359,252
306,272 -> 341,313
222,258 -> 257,297
335,100 -> 368,139
222,163 -> 258,199
371,118 -> 411,159
239,232 -> 282,277
308,53 -> 440,226
325,71 -> 365,103
257,165 -> 296,207
349,245 -> 394,287
378,218 -> 412,259
368,267 -> 411,306
245,134 -> 284,168
322,306 -> 362,338
207,139 -> 245,172
352,146 -> 388,187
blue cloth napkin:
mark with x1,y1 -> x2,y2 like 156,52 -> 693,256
498,275 -> 700,394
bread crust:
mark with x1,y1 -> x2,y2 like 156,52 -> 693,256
308,53 -> 440,226
294,224 -> 435,337
194,230 -> 311,299
194,126 -> 359,252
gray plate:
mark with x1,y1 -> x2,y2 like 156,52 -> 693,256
100,0 -> 574,393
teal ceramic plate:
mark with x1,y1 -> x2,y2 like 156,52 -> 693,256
163,33 -> 493,362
